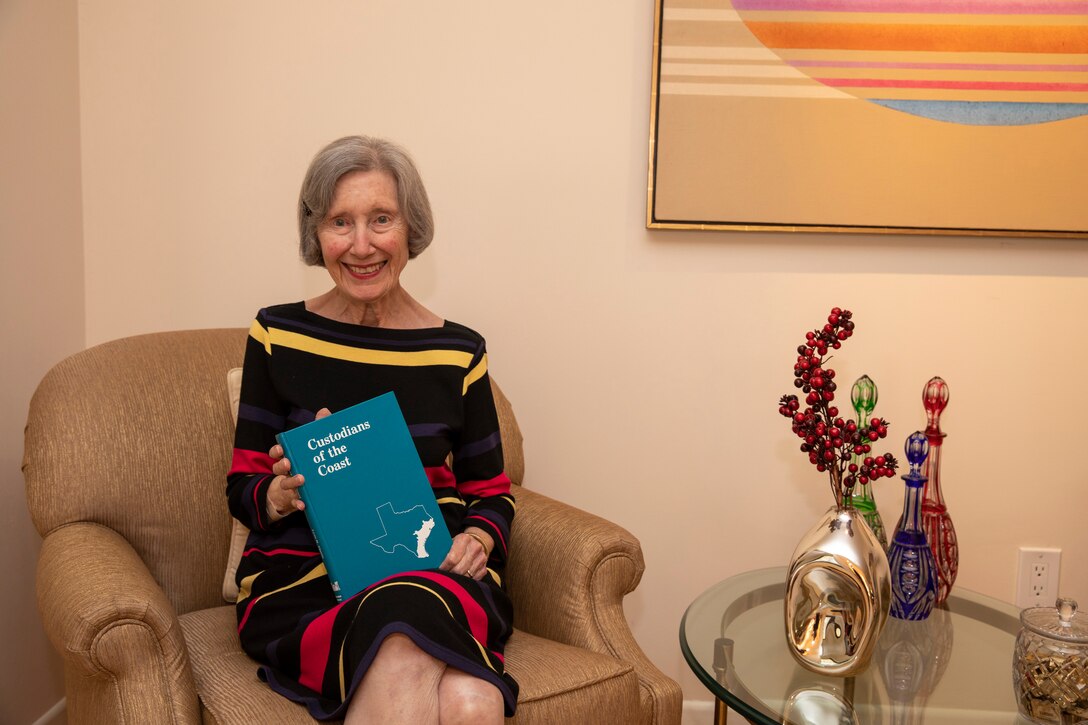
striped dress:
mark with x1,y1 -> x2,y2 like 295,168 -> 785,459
227,302 -> 518,718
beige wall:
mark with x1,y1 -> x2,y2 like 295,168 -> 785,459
1,0 -> 83,722
9,0 -> 1088,717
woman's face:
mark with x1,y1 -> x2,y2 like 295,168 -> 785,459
318,169 -> 409,307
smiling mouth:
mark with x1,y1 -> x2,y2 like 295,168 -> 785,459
345,261 -> 386,276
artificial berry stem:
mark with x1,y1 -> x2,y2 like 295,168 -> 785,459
777,308 -> 899,507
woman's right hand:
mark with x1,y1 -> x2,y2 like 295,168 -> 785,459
266,407 -> 331,519
267,443 -> 306,519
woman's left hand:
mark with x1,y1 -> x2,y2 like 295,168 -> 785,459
441,527 -> 493,581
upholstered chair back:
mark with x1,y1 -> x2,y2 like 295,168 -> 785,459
24,327 -> 525,616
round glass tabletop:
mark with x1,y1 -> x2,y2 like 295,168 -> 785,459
680,567 -> 1024,724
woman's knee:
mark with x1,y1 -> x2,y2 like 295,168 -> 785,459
372,634 -> 444,680
377,633 -> 422,657
438,672 -> 503,724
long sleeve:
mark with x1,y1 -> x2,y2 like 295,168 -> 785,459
453,344 -> 516,569
226,313 -> 291,532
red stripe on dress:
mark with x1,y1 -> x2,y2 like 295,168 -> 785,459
238,601 -> 255,633
425,465 -> 457,489
464,516 -> 507,552
411,571 -> 491,647
298,601 -> 348,692
242,547 -> 320,559
458,474 -> 511,498
230,448 -> 275,476
251,479 -> 265,528
237,589 -> 268,633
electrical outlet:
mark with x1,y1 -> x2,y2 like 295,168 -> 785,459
1016,547 -> 1061,609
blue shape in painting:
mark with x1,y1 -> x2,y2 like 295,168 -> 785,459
873,101 -> 1088,127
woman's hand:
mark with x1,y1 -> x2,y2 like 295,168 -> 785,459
441,527 -> 493,581
266,447 -> 305,519
266,408 -> 331,520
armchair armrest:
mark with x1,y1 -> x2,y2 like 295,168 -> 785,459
36,522 -> 201,724
506,484 -> 682,725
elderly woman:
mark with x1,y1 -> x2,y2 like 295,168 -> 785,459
226,136 -> 517,723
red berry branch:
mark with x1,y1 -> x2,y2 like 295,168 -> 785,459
777,308 -> 899,507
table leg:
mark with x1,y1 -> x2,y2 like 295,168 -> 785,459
714,697 -> 729,724
714,638 -> 734,724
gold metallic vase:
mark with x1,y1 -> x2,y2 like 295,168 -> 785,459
785,505 -> 891,676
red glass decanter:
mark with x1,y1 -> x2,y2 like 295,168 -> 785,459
920,377 -> 958,605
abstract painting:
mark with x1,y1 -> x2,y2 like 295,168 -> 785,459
648,0 -> 1088,236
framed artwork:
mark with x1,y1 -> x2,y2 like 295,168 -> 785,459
647,0 -> 1088,237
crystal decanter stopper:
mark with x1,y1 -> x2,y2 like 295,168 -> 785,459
848,374 -> 888,549
888,432 -> 938,620
921,376 -> 958,605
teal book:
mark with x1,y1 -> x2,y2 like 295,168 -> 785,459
275,391 -> 453,602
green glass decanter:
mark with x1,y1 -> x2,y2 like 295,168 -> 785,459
847,374 -> 888,550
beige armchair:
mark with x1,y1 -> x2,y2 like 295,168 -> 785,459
23,329 -> 681,724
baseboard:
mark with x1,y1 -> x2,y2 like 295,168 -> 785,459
683,698 -> 714,724
31,698 -> 66,725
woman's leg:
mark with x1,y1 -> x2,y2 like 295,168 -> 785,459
345,634 -> 443,724
344,633 -> 504,725
437,668 -> 504,725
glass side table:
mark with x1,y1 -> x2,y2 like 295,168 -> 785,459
680,567 -> 1023,724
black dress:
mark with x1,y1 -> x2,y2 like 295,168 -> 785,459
227,303 -> 518,718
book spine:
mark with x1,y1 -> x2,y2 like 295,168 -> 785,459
275,433 -> 344,602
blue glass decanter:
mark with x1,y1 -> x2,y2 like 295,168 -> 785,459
847,374 -> 888,550
888,432 -> 938,621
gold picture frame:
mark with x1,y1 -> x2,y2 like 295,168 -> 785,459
647,0 -> 1088,237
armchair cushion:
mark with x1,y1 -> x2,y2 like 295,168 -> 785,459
181,606 -> 641,724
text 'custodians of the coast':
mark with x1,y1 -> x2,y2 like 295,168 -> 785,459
306,421 -> 372,476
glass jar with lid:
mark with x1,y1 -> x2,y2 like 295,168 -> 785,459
1012,598 -> 1088,724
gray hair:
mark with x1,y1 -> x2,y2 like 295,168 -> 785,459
297,136 -> 434,264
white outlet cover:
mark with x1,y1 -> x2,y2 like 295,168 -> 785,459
1016,547 -> 1061,609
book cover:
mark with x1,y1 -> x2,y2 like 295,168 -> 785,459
275,391 -> 453,602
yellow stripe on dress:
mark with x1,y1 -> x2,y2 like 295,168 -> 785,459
237,573 -> 258,602
463,354 -> 488,394
268,328 -> 475,368
468,494 -> 516,513
249,319 -> 272,355
238,563 -> 328,605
